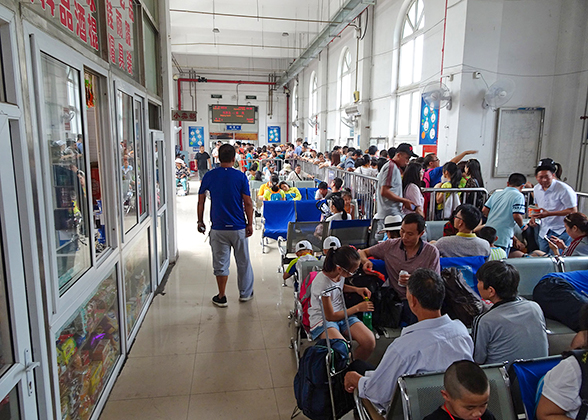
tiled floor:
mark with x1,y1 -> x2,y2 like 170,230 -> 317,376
100,180 -> 310,420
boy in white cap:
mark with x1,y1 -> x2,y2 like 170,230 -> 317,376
323,236 -> 342,255
283,240 -> 318,282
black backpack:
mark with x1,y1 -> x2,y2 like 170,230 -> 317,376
533,276 -> 588,332
293,339 -> 354,420
562,350 -> 588,420
441,267 -> 485,328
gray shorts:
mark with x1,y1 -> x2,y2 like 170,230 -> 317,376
209,229 -> 254,298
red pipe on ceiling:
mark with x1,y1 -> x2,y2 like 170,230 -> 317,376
177,78 -> 182,149
177,78 -> 275,85
286,90 -> 290,144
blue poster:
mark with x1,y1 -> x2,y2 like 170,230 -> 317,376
419,98 -> 439,145
189,126 -> 204,147
268,126 -> 281,143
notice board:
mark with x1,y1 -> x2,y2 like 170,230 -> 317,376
493,108 -> 545,177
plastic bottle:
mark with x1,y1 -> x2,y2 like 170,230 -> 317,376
362,296 -> 373,331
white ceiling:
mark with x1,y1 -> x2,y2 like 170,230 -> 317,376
170,0 -> 347,61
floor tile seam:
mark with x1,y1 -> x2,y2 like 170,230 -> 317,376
188,384 -> 277,395
108,392 -> 192,402
187,347 -> 198,396
126,352 -> 198,359
192,348 -> 266,354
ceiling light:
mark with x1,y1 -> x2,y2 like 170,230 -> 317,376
282,32 -> 289,37
212,27 -> 220,33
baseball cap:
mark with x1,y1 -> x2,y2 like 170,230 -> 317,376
536,158 -> 556,173
323,236 -> 341,250
395,143 -> 418,158
379,215 -> 403,233
295,240 -> 313,252
175,158 -> 184,164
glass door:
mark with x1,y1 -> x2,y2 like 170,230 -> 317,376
152,131 -> 168,283
0,111 -> 40,419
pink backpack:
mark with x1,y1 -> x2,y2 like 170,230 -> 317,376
299,271 -> 319,332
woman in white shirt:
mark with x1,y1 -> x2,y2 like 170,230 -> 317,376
326,196 -> 352,221
402,162 -> 425,218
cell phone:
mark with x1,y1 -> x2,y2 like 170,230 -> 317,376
543,235 -> 555,245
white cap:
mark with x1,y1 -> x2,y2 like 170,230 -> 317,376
323,236 -> 341,250
295,240 -> 313,252
379,215 -> 403,233
175,158 -> 184,164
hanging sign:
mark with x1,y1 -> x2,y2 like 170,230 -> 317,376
226,125 -> 241,131
268,126 -> 281,144
419,98 -> 439,145
172,110 -> 197,122
29,0 -> 99,51
188,127 -> 204,147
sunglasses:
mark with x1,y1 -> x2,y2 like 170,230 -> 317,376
337,265 -> 358,277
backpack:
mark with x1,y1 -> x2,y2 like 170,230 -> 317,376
344,268 -> 403,330
533,276 -> 588,332
441,267 -> 485,328
293,338 -> 354,420
300,271 -> 319,332
562,350 -> 588,420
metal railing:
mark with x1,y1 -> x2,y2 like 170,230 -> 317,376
421,187 -> 489,221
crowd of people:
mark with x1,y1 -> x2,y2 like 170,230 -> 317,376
192,141 -> 588,420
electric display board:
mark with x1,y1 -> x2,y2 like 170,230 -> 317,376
211,105 -> 256,124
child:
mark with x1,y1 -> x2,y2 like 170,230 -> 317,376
341,189 -> 355,219
279,181 -> 302,201
263,184 -> 285,201
326,196 -> 351,221
424,360 -> 496,420
283,240 -> 318,281
476,226 -> 507,261
322,236 -> 341,255
308,245 -> 376,360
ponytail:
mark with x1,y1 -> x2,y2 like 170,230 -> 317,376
323,245 -> 360,273
331,196 -> 346,219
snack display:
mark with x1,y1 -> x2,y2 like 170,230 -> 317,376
56,271 -> 120,420
124,230 -> 151,336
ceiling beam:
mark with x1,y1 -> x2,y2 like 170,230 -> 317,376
276,0 -> 375,88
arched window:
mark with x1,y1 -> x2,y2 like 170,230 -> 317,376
338,49 -> 353,142
292,84 -> 298,140
309,72 -> 318,142
395,0 -> 425,141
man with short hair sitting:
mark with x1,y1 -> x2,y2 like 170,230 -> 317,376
434,204 -> 490,258
473,260 -> 548,365
343,269 -> 474,415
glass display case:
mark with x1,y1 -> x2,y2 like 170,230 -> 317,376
55,270 -> 120,420
124,230 -> 151,336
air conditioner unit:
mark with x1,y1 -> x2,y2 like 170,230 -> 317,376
345,105 -> 361,117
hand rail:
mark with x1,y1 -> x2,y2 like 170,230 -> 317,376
421,187 -> 489,221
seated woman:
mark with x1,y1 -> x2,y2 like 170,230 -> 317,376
263,184 -> 285,201
536,305 -> 588,420
279,181 -> 302,201
546,212 -> 588,256
326,196 -> 352,221
435,162 -> 464,220
308,245 -> 375,360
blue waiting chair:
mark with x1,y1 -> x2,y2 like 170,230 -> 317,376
508,356 -> 562,420
297,187 -> 308,200
295,200 -> 322,222
307,187 -> 318,200
262,201 -> 296,253
328,219 -> 371,249
440,256 -> 487,292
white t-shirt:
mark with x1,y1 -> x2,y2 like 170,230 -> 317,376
326,212 -> 352,222
309,272 -> 345,331
542,356 -> 581,418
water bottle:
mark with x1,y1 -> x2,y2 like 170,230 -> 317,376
363,296 -> 373,331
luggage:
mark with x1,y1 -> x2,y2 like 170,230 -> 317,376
300,271 -> 319,332
533,275 -> 588,332
293,338 -> 354,420
441,267 -> 485,328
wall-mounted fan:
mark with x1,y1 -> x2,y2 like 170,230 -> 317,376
307,116 -> 318,127
421,81 -> 452,110
483,79 -> 515,109
340,115 -> 356,128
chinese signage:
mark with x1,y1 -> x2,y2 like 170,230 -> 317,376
172,110 -> 197,122
268,126 -> 281,144
29,0 -> 100,52
226,125 -> 241,131
106,0 -> 135,75
188,126 -> 204,147
419,98 -> 439,145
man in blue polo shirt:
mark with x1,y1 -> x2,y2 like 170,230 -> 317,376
198,144 -> 254,307
482,173 -> 527,254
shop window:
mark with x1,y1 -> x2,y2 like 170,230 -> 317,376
117,90 -> 137,233
84,71 -> 110,256
143,17 -> 159,95
134,99 -> 148,218
124,230 -> 151,336
55,270 -> 120,420
40,53 -> 91,293
142,0 -> 158,24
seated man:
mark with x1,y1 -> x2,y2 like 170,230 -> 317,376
434,204 -> 490,258
324,177 -> 344,200
359,213 -> 440,323
287,164 -> 314,181
473,260 -> 548,365
344,268 -> 473,413
315,181 -> 329,200
424,360 -> 496,420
